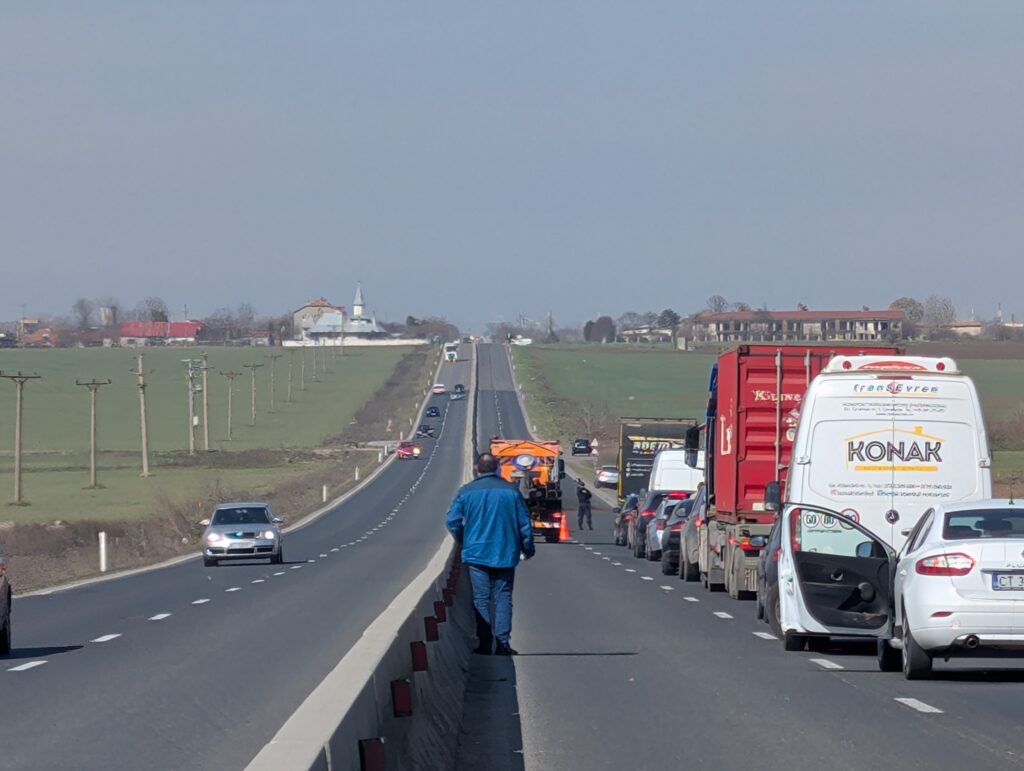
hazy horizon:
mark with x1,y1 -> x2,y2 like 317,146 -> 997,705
4,3 -> 1023,333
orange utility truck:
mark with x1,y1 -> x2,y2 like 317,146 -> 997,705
490,438 -> 566,543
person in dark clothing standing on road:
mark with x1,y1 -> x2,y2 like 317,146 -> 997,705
446,453 -> 534,655
576,481 -> 593,530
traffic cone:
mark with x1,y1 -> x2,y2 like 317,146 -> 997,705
558,512 -> 571,543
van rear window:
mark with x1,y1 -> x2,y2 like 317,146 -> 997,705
944,509 -> 1024,540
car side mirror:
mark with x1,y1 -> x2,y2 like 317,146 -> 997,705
764,482 -> 781,512
856,541 -> 875,559
613,507 -> 621,514
900,528 -> 911,537
748,535 -> 768,548
199,519 -> 210,527
272,517 -> 283,524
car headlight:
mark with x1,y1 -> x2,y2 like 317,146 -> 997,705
263,530 -> 276,540
206,533 -> 222,544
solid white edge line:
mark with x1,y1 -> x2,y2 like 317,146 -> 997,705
895,697 -> 944,714
810,658 -> 844,671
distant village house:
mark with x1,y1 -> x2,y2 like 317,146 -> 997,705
692,309 -> 904,343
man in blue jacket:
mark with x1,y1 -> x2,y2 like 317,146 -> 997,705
446,453 -> 535,655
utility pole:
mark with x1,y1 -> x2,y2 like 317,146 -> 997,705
181,358 -> 201,455
286,349 -> 295,403
134,353 -> 151,477
75,379 -> 111,488
220,371 -> 241,440
243,363 -> 263,426
200,352 -> 210,451
0,371 -> 41,504
311,344 -> 318,381
299,348 -> 306,391
265,353 -> 283,412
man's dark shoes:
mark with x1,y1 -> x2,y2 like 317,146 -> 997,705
494,643 -> 518,656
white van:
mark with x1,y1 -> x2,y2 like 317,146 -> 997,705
777,355 -> 992,649
649,449 -> 705,493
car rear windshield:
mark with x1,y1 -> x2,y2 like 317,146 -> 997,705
601,466 -> 617,472
944,509 -> 1024,540
212,507 -> 271,525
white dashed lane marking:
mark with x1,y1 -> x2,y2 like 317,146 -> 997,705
713,611 -> 733,619
148,613 -> 172,621
683,596 -> 699,603
192,598 -> 211,605
291,565 -> 303,570
273,571 -> 285,576
225,587 -> 241,593
895,698 -> 944,714
641,576 -> 654,582
659,585 -> 674,591
251,579 -> 265,584
753,631 -> 778,640
625,569 -> 637,573
91,634 -> 121,643
8,661 -> 46,672
810,658 -> 844,671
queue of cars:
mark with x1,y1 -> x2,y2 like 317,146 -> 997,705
608,347 -> 1021,679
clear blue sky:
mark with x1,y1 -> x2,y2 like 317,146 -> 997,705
4,2 -> 1023,331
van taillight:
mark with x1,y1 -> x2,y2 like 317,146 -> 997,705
916,553 -> 974,577
790,509 -> 802,552
668,491 -> 690,500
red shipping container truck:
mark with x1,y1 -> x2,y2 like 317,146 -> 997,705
685,344 -> 901,598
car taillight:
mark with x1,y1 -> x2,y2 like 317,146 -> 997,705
670,523 -> 683,532
694,517 -> 704,527
729,534 -> 761,552
641,510 -> 655,518
790,509 -> 802,552
667,491 -> 690,500
916,553 -> 975,576
656,521 -> 666,531
772,546 -> 781,562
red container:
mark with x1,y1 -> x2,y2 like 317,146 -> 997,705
713,344 -> 900,524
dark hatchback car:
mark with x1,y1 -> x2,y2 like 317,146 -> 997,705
425,406 -> 442,418
416,423 -> 435,438
755,517 -> 784,636
613,494 -> 640,546
659,497 -> 696,575
629,491 -> 673,558
571,438 -> 592,456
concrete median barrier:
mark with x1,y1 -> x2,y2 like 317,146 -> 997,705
247,344 -> 478,771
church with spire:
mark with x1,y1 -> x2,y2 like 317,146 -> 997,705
297,283 -> 383,342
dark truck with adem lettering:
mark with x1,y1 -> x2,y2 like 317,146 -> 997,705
615,418 -> 695,501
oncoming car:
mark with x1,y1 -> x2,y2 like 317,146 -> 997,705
594,465 -> 619,489
396,441 -> 422,459
431,384 -> 446,395
201,503 -> 283,567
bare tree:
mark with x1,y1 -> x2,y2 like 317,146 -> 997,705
136,297 -> 169,322
706,295 -> 729,313
71,298 -> 95,329
922,295 -> 956,329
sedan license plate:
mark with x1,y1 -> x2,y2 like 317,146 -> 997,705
992,574 -> 1024,590
229,540 -> 254,549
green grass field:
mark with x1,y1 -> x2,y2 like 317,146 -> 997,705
0,345 -> 431,521
0,346 -> 407,453
511,343 -> 1024,482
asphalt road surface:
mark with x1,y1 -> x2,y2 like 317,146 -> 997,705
0,355 -> 472,771
467,343 -> 1024,771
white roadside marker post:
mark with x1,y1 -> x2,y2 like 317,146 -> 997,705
322,484 -> 328,503
98,531 -> 108,573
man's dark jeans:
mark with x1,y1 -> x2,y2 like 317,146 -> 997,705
466,563 -> 516,648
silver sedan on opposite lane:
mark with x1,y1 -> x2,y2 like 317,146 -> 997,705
201,502 -> 284,567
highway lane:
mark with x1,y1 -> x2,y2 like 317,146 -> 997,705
472,342 -> 1024,771
0,354 -> 472,771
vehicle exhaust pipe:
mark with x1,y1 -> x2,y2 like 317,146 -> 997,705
963,634 -> 980,649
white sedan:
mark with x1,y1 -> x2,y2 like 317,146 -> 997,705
594,465 -> 618,489
782,499 -> 1024,679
